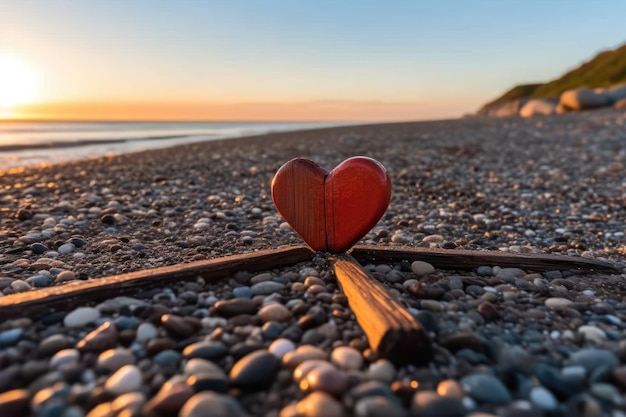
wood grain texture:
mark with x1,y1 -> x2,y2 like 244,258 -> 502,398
272,158 -> 327,251
0,246 -> 315,320
330,254 -> 433,365
272,157 -> 391,253
0,245 -> 617,321
350,245 -> 621,274
325,157 -> 391,253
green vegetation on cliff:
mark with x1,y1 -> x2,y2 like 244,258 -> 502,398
477,42 -> 626,114
530,43 -> 626,98
487,84 -> 543,107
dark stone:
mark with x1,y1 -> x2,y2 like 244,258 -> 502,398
26,275 -> 50,288
213,299 -> 258,317
100,214 -> 116,225
477,302 -> 500,322
535,364 -> 584,399
441,332 -> 481,352
261,321 -> 284,340
187,372 -> 230,393
16,209 -> 32,221
230,342 -> 264,359
70,238 -> 87,247
415,311 -> 438,333
229,350 -> 279,387
407,282 -> 446,300
183,341 -> 228,360
147,338 -> 177,356
0,389 -> 29,416
30,243 -> 48,254
297,307 -> 326,330
161,314 -> 199,338
280,326 -> 302,342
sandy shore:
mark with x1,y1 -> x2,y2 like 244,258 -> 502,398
1,109 -> 626,416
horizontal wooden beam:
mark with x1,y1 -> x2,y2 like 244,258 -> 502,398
350,245 -> 621,275
0,246 -> 315,319
0,244 -> 619,320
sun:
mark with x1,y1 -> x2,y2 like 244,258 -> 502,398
0,55 -> 39,109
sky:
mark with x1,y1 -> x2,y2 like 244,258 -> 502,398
0,0 -> 625,122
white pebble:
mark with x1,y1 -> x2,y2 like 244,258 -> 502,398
136,322 -> 158,342
411,261 -> 435,276
269,338 -> 296,359
105,365 -> 142,395
578,325 -> 607,343
330,346 -> 363,370
50,349 -> 80,369
544,297 -> 572,310
58,243 -> 76,254
367,359 -> 395,382
529,386 -> 558,410
64,307 -> 101,328
184,358 -> 224,376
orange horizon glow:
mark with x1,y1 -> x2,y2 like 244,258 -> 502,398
2,99 -> 473,122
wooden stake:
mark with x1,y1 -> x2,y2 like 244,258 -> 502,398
330,253 -> 432,366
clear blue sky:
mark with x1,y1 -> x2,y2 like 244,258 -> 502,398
0,0 -> 624,121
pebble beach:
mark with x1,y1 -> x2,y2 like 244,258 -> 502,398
1,108 -> 626,416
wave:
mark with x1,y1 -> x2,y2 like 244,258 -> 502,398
0,134 -> 211,152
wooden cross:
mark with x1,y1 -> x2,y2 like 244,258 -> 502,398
0,157 -> 620,366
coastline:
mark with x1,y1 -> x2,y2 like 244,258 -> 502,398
0,120 -> 348,171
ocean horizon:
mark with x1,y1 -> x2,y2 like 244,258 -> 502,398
0,120 -> 347,171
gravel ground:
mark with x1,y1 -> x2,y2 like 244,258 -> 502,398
1,108 -> 626,416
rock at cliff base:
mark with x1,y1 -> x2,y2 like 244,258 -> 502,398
559,88 -> 609,111
519,99 -> 557,117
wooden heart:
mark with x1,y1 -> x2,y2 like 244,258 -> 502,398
271,157 -> 391,253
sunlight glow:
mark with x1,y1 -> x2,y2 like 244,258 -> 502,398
0,55 -> 39,109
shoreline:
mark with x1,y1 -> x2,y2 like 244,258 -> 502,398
0,120 -> 351,171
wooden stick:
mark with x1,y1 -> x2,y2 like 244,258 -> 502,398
0,246 -> 315,320
330,253 -> 432,366
0,244 -> 618,320
350,245 -> 620,274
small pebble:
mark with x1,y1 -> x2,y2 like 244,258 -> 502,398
529,386 -> 558,410
105,365 -> 142,395
411,261 -> 435,276
64,307 -> 101,328
269,338 -> 296,359
331,346 -> 363,370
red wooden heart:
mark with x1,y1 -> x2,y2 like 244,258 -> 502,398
271,157 -> 391,253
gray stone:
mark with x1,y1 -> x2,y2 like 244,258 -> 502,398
569,348 -> 619,372
461,374 -> 512,404
250,281 -> 285,295
529,386 -> 558,410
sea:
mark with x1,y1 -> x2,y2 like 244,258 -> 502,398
0,121 -> 344,171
